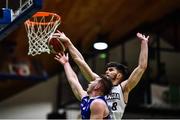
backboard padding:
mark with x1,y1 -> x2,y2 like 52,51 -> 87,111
0,0 -> 42,41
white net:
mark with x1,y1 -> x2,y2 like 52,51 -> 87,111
24,12 -> 61,56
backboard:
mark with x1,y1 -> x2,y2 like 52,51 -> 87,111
0,0 -> 42,41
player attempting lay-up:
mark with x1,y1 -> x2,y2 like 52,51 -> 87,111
55,52 -> 113,119
53,31 -> 149,119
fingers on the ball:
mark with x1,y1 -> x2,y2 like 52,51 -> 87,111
57,30 -> 61,33
53,33 -> 60,37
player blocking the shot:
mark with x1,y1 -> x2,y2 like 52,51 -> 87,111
55,52 -> 113,119
54,31 -> 149,119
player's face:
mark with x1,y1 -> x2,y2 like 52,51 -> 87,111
105,67 -> 122,81
87,78 -> 101,94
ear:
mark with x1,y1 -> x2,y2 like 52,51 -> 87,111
117,72 -> 122,79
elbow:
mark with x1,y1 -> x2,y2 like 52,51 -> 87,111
139,63 -> 147,70
74,57 -> 81,63
74,57 -> 79,61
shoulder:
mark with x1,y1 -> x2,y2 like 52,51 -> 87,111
81,95 -> 89,100
90,98 -> 107,110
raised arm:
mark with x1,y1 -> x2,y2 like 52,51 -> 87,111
54,52 -> 87,100
53,31 -> 99,81
122,33 -> 149,93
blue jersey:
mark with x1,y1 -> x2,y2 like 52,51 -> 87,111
80,96 -> 110,119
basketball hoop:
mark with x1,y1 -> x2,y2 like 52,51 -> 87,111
24,12 -> 61,56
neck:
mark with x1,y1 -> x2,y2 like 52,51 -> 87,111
112,78 -> 122,86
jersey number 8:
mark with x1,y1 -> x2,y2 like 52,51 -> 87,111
112,102 -> 117,110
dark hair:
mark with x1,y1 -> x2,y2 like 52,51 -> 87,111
99,74 -> 113,95
106,62 -> 129,80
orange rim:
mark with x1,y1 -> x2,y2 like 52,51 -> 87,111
25,12 -> 61,26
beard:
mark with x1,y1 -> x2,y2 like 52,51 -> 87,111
107,74 -> 117,81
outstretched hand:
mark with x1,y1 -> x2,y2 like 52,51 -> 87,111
54,52 -> 69,65
137,33 -> 149,42
53,30 -> 71,44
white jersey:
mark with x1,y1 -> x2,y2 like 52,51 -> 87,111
105,84 -> 126,119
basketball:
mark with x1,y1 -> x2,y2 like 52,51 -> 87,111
48,37 -> 66,54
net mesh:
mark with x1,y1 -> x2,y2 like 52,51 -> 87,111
24,12 -> 61,56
